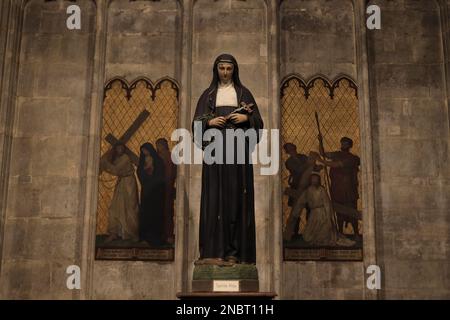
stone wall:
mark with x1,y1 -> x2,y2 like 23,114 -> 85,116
0,0 -> 96,299
0,0 -> 14,279
105,0 -> 181,81
280,0 -> 356,79
0,0 -> 449,300
368,0 -> 450,299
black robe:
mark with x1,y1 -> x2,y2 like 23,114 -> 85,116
192,84 -> 264,263
137,143 -> 166,247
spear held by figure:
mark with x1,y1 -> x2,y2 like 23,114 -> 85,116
314,111 -> 340,232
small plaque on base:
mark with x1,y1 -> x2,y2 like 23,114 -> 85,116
284,247 -> 362,261
213,280 -> 239,292
192,263 -> 259,293
193,279 -> 258,293
95,247 -> 174,261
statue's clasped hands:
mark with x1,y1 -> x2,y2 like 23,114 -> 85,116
208,114 -> 249,128
208,102 -> 253,128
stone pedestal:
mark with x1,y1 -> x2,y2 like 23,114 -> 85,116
192,264 -> 259,293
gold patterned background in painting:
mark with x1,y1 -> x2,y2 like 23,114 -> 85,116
96,77 -> 179,235
280,76 -> 360,235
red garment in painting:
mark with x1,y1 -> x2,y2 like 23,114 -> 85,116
328,151 -> 360,204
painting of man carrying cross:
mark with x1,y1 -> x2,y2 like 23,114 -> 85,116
100,142 -> 140,244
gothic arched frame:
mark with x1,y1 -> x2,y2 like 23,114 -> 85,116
280,74 -> 358,99
279,73 -> 361,236
95,75 -> 180,236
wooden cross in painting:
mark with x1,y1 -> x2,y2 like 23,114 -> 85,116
100,109 -> 150,171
